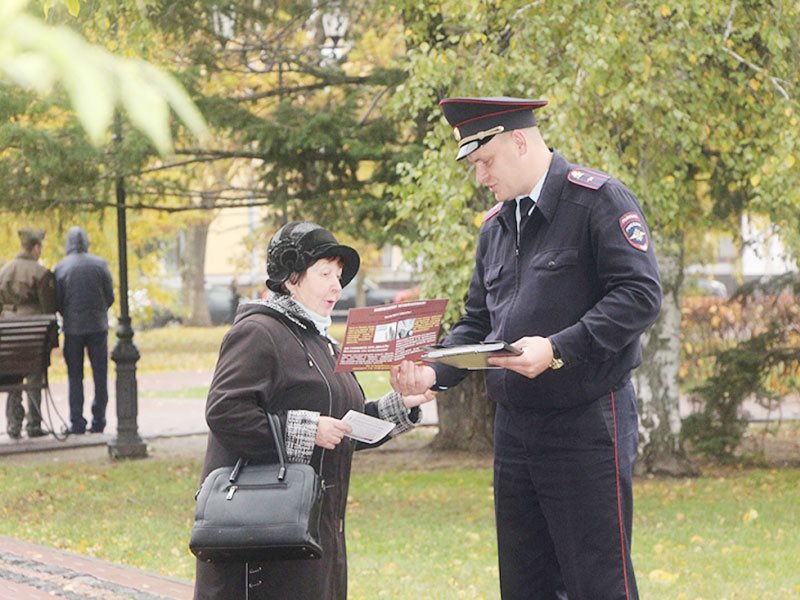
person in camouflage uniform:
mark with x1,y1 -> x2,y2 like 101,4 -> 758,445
0,228 -> 56,439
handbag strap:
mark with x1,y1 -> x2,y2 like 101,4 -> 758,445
229,414 -> 288,484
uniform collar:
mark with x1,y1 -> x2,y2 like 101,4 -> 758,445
533,150 -> 570,224
496,150 -> 568,230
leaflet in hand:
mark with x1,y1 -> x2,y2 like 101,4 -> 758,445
420,341 -> 522,370
335,298 -> 448,372
341,410 -> 395,444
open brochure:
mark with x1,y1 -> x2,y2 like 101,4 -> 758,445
335,299 -> 448,372
420,341 -> 522,370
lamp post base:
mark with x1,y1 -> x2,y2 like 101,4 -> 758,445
107,437 -> 148,460
109,317 -> 148,460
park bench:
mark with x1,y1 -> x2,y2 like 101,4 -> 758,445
0,314 -> 58,395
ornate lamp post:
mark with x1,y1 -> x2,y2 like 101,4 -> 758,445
108,113 -> 147,459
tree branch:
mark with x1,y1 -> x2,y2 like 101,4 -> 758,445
231,76 -> 372,102
720,0 -> 791,101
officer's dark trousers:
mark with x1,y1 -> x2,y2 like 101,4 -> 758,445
64,331 -> 109,433
493,381 -> 639,600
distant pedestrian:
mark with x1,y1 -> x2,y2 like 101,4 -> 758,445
54,227 -> 114,435
0,228 -> 56,439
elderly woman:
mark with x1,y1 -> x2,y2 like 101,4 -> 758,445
193,222 -> 433,600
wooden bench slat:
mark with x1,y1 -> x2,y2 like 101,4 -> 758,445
0,316 -> 58,392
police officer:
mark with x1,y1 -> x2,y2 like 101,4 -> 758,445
391,97 -> 662,599
0,228 -> 57,439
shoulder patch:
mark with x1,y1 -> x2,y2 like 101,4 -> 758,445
567,167 -> 610,190
482,201 -> 504,223
619,212 -> 649,252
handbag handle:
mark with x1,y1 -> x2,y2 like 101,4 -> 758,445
229,413 -> 288,485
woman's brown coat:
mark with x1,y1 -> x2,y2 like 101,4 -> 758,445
193,302 -> 372,600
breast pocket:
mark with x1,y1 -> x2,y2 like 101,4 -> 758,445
530,248 -> 579,272
528,248 -> 583,301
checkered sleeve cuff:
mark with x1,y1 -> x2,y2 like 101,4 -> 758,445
285,410 -> 320,464
376,391 -> 417,437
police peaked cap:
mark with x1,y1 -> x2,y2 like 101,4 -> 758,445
266,221 -> 360,294
439,96 -> 548,160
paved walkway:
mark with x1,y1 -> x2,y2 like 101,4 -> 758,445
0,536 -> 191,600
0,371 -> 213,455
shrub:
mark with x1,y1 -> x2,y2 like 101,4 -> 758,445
680,274 -> 800,461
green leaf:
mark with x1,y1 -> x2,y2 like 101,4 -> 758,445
60,47 -> 116,145
65,0 -> 81,17
0,0 -> 27,20
118,61 -> 173,155
138,62 -> 209,146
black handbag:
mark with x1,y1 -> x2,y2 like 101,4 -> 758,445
189,413 -> 325,563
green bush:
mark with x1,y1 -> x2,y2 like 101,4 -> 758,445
680,275 -> 800,461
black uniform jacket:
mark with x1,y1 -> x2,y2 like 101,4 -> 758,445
433,151 -> 662,410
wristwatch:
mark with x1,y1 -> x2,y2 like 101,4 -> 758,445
549,338 -> 565,370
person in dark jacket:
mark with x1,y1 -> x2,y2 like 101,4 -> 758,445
392,97 -> 662,600
193,221 -> 434,600
0,227 -> 56,438
54,226 -> 115,434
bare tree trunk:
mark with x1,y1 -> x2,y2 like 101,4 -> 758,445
355,270 -> 366,307
633,236 -> 697,475
181,193 -> 216,327
431,371 -> 494,451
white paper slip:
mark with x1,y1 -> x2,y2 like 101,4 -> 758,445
341,410 -> 395,444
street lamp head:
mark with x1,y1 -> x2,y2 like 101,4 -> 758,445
321,3 -> 348,46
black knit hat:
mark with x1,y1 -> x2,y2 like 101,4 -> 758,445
266,222 -> 360,294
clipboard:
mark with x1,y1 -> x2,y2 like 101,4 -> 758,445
420,341 -> 522,370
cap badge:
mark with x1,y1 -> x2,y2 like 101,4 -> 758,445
453,127 -> 461,142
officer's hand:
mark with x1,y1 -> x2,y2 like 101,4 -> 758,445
487,336 -> 553,379
390,361 -> 436,396
315,417 -> 352,450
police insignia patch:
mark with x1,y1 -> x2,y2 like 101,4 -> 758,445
619,212 -> 649,251
567,168 -> 610,190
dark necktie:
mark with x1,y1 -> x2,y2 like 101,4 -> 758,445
519,196 -> 534,229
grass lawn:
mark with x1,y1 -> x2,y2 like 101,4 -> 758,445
22,324 -> 800,597
0,448 -> 797,599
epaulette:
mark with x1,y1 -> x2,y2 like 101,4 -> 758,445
482,202 -> 504,223
567,167 -> 610,190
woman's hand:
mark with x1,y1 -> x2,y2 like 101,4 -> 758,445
402,389 -> 437,409
390,361 -> 437,396
315,416 -> 353,450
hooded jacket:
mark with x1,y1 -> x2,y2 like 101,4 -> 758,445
54,227 -> 114,335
